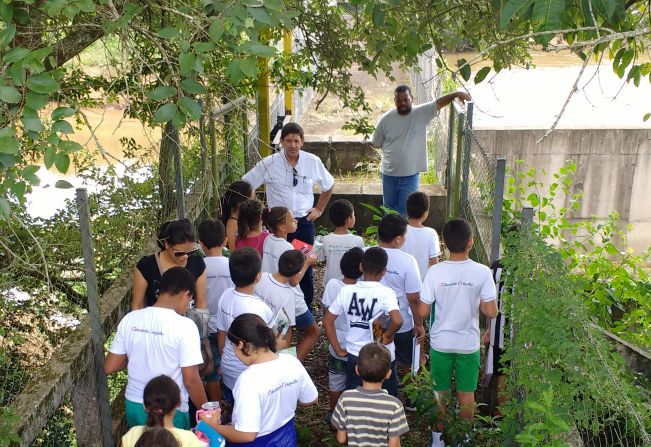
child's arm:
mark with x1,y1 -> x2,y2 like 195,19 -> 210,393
276,327 -> 293,350
480,300 -> 498,318
383,309 -> 404,344
323,310 -> 348,357
388,436 -> 402,446
336,430 -> 347,444
429,256 -> 439,266
217,330 -> 226,354
407,292 -> 426,341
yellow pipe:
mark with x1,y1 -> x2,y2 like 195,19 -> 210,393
257,36 -> 271,157
283,30 -> 293,115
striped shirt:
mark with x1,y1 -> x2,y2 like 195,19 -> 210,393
331,387 -> 409,446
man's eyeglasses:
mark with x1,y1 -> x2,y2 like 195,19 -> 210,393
292,167 -> 298,187
172,246 -> 199,257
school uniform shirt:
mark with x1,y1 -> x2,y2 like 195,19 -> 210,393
242,150 -> 335,218
291,285 -> 309,318
318,233 -> 365,285
232,353 -> 318,436
215,288 -> 274,389
254,272 -> 297,325
378,247 -> 422,334
327,281 -> 400,359
204,256 -> 234,333
421,260 -> 497,353
322,278 -> 348,360
109,307 -> 203,412
401,225 -> 441,281
261,235 -> 293,274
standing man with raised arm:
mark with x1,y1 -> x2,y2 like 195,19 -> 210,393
371,86 -> 471,215
243,122 -> 335,309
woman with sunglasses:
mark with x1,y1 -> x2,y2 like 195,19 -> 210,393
132,219 -> 207,311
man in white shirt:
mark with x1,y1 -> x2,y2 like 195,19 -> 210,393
371,86 -> 471,215
104,267 -> 207,429
417,218 -> 497,447
243,122 -> 335,310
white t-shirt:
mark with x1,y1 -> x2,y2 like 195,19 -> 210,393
232,354 -> 318,436
254,272 -> 296,325
322,278 -> 348,360
318,233 -> 365,285
378,247 -> 422,333
401,225 -> 441,281
242,150 -> 335,218
421,260 -> 497,353
327,281 -> 400,359
261,235 -> 293,274
215,288 -> 274,389
371,101 -> 439,176
291,284 -> 309,317
109,307 -> 203,412
204,256 -> 234,333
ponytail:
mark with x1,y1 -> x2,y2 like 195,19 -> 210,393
237,199 -> 264,241
263,207 -> 290,233
143,375 -> 181,427
227,313 -> 277,355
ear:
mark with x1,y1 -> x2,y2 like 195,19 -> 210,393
222,236 -> 228,247
254,271 -> 262,284
467,237 -> 474,251
355,365 -> 360,376
385,368 -> 392,380
358,262 -> 364,273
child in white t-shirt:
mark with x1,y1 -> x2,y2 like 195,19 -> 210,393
198,219 -> 233,401
321,247 -> 363,420
215,248 -> 273,402
377,214 -> 424,375
323,247 -> 404,397
401,191 -> 441,280
319,199 -> 364,285
261,206 -> 316,277
205,313 -> 318,446
417,218 -> 498,447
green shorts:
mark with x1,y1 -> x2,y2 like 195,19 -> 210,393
125,399 -> 190,429
429,349 -> 480,393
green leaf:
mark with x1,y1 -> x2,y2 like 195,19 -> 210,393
26,91 -> 49,109
593,0 -> 616,19
44,146 -> 56,168
11,181 -> 26,198
209,19 -> 225,42
22,117 -> 44,132
372,4 -> 385,26
152,103 -> 177,124
532,0 -> 565,34
643,113 -> 650,122
180,79 -> 206,95
474,66 -> 491,84
239,57 -> 258,78
0,137 -> 19,154
51,107 -> 76,120
157,27 -> 179,39
8,61 -> 26,85
26,74 -> 59,94
0,127 -> 16,139
500,0 -> 534,28
2,47 -> 29,64
0,197 -> 11,218
146,85 -> 177,101
60,140 -> 82,152
179,52 -> 195,77
52,120 -> 74,134
54,152 -> 70,173
179,97 -> 202,120
247,6 -> 278,26
249,42 -> 276,57
172,112 -> 186,130
457,58 -> 471,82
226,59 -> 243,84
55,179 -> 74,189
0,86 -> 22,103
0,24 -> 16,48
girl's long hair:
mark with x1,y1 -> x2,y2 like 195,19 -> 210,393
143,375 -> 180,427
220,181 -> 253,224
237,199 -> 265,241
227,313 -> 277,355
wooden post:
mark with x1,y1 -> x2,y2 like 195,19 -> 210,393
257,31 -> 271,157
451,112 -> 465,218
283,30 -> 293,115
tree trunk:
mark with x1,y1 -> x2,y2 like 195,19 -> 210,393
158,121 -> 176,221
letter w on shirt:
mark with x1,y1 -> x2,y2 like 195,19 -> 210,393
347,293 -> 377,321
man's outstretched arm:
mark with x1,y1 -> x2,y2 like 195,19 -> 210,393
436,91 -> 472,110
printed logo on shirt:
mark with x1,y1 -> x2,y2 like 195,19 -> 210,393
347,293 -> 377,321
131,327 -> 164,336
268,379 -> 298,395
440,281 -> 475,287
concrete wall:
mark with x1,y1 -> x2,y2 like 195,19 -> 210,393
303,141 -> 380,175
475,128 -> 651,254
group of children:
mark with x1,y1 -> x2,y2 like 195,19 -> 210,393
107,184 -> 499,447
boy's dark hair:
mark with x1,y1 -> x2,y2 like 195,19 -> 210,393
442,218 -> 473,253
280,122 -> 304,141
263,206 -> 291,233
377,214 -> 408,243
157,219 -> 196,249
158,267 -> 196,298
228,313 -> 277,355
143,375 -> 181,428
229,247 -> 261,287
134,427 -> 180,447
357,343 -> 391,383
406,191 -> 429,219
394,85 -> 412,97
328,199 -> 355,227
340,247 -> 363,280
361,247 -> 388,275
198,219 -> 226,249
278,250 -> 305,277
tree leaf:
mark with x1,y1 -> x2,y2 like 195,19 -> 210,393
44,146 -> 56,168
180,52 -> 195,77
474,66 -> 491,84
26,74 -> 59,94
51,107 -> 76,120
457,58 -> 471,82
0,137 -> 19,154
643,112 -> 651,122
593,0 -> 616,19
247,6 -> 278,26
0,86 -> 22,103
157,27 -> 179,39
152,103 -> 177,124
52,120 -> 74,134
22,117 -> 44,132
249,42 -> 276,57
179,96 -> 202,121
2,47 -> 29,64
54,152 -> 70,173
0,127 -> 16,139
26,91 -> 49,109
0,197 -> 11,218
500,0 -> 534,28
180,79 -> 206,94
239,57 -> 258,78
532,0 -> 565,34
55,179 -> 74,189
60,140 -> 82,152
209,19 -> 225,42
146,85 -> 177,101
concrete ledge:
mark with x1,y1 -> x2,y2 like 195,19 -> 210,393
303,141 -> 380,174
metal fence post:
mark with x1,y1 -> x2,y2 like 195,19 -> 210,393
461,102 -> 474,211
168,123 -> 185,219
521,206 -> 534,227
490,157 -> 507,265
74,188 -> 114,447
445,107 -> 456,219
451,110 -> 465,218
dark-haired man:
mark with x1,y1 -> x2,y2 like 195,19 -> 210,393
371,86 -> 471,215
104,267 -> 208,429
243,122 -> 335,309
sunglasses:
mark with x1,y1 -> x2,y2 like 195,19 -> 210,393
171,246 -> 199,257
292,167 -> 298,187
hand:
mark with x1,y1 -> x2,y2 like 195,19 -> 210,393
305,255 -> 318,267
414,325 -> 426,344
482,328 -> 491,346
306,207 -> 322,222
200,409 -> 222,426
381,333 -> 394,345
455,91 -> 472,103
335,347 -> 348,357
